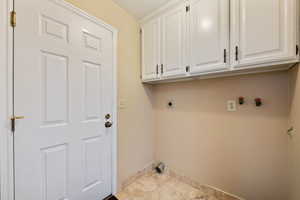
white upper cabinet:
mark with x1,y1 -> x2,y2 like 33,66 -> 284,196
161,3 -> 187,78
141,18 -> 161,81
140,0 -> 299,83
231,0 -> 299,68
189,0 -> 230,74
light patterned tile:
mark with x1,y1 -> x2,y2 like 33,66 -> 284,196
117,171 -> 242,200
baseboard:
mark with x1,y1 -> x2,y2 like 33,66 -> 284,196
167,169 -> 246,200
121,161 -> 155,189
203,184 -> 246,200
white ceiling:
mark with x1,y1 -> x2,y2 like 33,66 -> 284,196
112,0 -> 171,19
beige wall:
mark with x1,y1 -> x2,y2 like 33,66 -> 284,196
49,2 -> 295,199
65,0 -> 155,190
154,71 -> 289,200
288,65 -> 300,200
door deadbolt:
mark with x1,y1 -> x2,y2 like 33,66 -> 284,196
105,114 -> 111,120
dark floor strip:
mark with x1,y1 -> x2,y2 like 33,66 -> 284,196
104,195 -> 119,200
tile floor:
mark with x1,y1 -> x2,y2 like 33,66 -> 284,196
116,171 -> 232,200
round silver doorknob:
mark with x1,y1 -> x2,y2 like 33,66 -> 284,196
105,121 -> 113,128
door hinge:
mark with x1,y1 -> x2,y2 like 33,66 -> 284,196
235,46 -> 239,61
296,45 -> 299,55
186,5 -> 190,12
161,64 -> 164,74
10,11 -> 16,27
185,66 -> 190,72
224,49 -> 227,63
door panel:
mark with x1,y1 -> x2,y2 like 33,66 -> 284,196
83,62 -> 102,121
189,0 -> 230,74
141,18 -> 160,81
82,136 -> 104,193
161,3 -> 187,78
231,0 -> 297,67
14,0 -> 114,199
41,144 -> 68,200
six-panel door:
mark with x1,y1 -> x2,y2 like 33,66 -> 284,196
14,0 -> 114,199
141,18 -> 161,81
189,0 -> 230,74
231,0 -> 298,68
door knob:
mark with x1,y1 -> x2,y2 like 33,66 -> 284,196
105,121 -> 113,128
10,116 -> 25,132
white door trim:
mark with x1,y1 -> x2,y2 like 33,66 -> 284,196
0,0 -> 14,199
0,0 -> 119,199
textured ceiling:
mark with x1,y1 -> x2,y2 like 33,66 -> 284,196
112,0 -> 171,19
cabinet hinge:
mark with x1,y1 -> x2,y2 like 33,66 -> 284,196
186,5 -> 190,12
296,45 -> 299,55
185,66 -> 190,72
161,64 -> 164,74
235,46 -> 239,61
10,11 -> 16,27
224,49 -> 227,63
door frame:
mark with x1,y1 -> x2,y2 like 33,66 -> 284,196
0,0 -> 119,199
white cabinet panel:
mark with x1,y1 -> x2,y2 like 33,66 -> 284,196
161,3 -> 187,78
141,18 -> 160,81
189,0 -> 230,74
231,0 -> 298,68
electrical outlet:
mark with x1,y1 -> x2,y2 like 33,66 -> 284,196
227,100 -> 236,112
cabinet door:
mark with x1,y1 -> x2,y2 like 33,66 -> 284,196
189,0 -> 230,74
231,0 -> 298,68
141,18 -> 160,81
161,3 -> 187,78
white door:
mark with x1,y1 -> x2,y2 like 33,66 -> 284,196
231,0 -> 298,68
161,3 -> 187,78
14,0 -> 115,200
189,0 -> 230,74
141,18 -> 160,81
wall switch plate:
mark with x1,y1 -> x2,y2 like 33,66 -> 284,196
227,100 -> 237,112
119,99 -> 127,109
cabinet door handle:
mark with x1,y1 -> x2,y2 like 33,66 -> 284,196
224,49 -> 227,63
161,64 -> 164,74
156,64 -> 159,75
185,66 -> 190,72
235,46 -> 239,61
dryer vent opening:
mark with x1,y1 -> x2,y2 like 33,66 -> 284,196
155,162 -> 165,174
